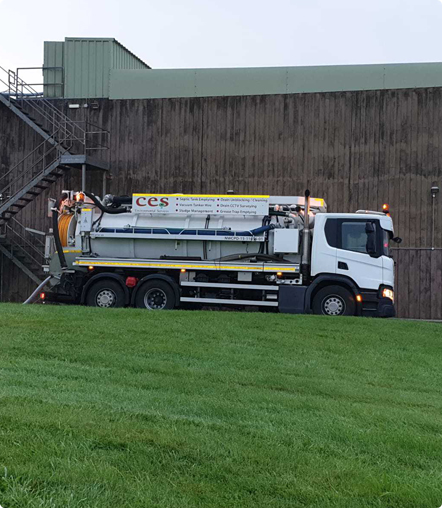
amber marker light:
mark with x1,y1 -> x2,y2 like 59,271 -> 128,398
88,266 -> 94,271
356,294 -> 362,303
180,269 -> 186,273
382,203 -> 391,216
75,192 -> 85,202
277,272 -> 283,277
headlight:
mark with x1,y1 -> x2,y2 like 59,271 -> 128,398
382,288 -> 394,302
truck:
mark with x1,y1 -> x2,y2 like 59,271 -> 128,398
38,190 -> 400,317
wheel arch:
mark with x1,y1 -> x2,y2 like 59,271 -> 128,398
81,273 -> 130,306
305,274 -> 361,315
131,274 -> 180,307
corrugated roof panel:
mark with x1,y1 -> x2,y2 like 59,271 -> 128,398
43,41 -> 64,98
109,62 -> 442,100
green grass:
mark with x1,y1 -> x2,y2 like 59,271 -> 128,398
0,305 -> 441,508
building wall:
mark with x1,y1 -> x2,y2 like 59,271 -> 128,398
1,87 -> 441,318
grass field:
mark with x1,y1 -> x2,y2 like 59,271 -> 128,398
0,304 -> 441,507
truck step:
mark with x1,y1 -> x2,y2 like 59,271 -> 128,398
180,296 -> 278,307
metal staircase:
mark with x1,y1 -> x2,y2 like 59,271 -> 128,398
0,218 -> 45,284
0,66 -> 109,287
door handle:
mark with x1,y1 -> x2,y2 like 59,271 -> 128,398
338,261 -> 348,270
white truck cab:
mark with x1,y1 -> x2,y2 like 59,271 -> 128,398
309,212 -> 396,317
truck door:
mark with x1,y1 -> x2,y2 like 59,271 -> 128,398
335,219 -> 383,290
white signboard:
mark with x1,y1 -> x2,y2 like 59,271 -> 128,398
133,194 -> 269,216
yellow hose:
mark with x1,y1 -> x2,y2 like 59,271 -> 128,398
58,214 -> 73,247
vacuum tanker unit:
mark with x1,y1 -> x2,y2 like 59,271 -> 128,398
38,190 -> 398,317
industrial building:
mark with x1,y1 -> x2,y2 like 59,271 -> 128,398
1,37 -> 441,318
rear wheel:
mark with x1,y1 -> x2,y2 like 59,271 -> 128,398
312,285 -> 356,316
86,279 -> 126,308
135,280 -> 176,310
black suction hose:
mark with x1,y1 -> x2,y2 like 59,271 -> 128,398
84,191 -> 128,215
269,211 -> 288,217
52,208 -> 67,269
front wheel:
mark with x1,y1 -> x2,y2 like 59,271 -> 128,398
312,285 -> 356,316
135,280 -> 176,310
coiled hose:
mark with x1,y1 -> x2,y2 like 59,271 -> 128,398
52,208 -> 67,269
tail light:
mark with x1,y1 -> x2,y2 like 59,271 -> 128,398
125,277 -> 138,288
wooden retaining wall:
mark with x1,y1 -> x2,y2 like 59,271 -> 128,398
1,88 -> 441,318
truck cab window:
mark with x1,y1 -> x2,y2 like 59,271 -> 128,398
324,219 -> 338,247
383,229 -> 392,256
341,222 -> 370,253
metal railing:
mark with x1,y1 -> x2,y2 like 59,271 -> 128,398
17,66 -> 64,98
0,217 -> 45,268
0,65 -> 110,154
0,136 -> 62,208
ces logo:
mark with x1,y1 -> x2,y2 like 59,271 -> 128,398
136,196 -> 169,209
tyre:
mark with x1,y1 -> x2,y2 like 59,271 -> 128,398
135,280 -> 176,310
312,285 -> 356,316
85,279 -> 126,308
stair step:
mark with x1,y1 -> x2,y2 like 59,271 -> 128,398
34,184 -> 50,190
42,177 -> 57,183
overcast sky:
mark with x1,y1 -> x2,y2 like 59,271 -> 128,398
1,0 -> 442,75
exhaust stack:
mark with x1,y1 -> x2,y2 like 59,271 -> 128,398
301,189 -> 311,281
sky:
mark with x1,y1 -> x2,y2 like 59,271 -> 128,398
1,0 -> 442,77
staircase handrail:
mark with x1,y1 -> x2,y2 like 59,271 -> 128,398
0,144 -> 60,201
0,137 -> 60,186
5,221 -> 45,263
0,66 -> 90,149
10,217 -> 45,248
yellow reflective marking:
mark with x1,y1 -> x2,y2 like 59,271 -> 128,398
75,260 -> 297,272
132,194 -> 269,198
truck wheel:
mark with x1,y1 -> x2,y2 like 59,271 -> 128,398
86,280 -> 126,308
135,280 -> 176,310
312,285 -> 356,316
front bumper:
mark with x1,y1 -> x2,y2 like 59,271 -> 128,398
376,297 -> 396,318
360,292 -> 395,318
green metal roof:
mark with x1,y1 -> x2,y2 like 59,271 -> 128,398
109,62 -> 442,100
44,38 -> 150,98
43,38 -> 442,99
